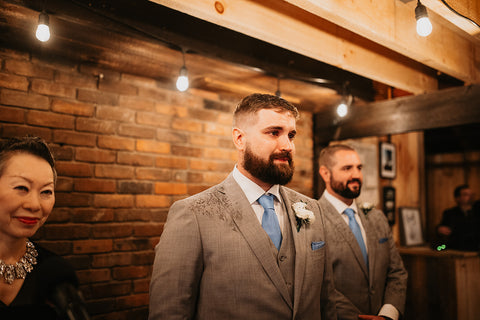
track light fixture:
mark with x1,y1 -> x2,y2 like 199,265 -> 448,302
415,1 -> 432,37
176,50 -> 189,92
35,11 -> 51,42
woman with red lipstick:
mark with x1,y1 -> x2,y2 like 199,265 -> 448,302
0,136 -> 83,318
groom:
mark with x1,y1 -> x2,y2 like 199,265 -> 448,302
149,93 -> 336,320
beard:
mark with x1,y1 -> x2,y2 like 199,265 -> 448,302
243,145 -> 294,186
330,175 -> 362,199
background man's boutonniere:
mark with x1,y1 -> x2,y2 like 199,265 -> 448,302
359,202 -> 375,217
292,201 -> 316,232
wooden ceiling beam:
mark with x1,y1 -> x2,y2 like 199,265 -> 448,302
151,0 -> 439,94
314,83 -> 480,145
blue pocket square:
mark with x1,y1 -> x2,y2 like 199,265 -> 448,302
379,237 -> 388,244
311,241 -> 325,250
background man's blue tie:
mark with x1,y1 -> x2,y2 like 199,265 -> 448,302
344,208 -> 369,267
258,194 -> 282,250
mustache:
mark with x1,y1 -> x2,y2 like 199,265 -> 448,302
270,151 -> 293,161
347,178 -> 361,185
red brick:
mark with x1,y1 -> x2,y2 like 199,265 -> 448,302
113,266 -> 148,280
135,168 -> 171,180
133,279 -> 150,293
204,122 -> 231,136
137,86 -> 168,101
188,108 -> 219,121
155,156 -> 188,169
0,88 -> 50,109
156,129 -> 188,143
94,194 -> 134,208
133,222 -> 164,237
171,118 -> 203,132
76,117 -> 116,134
171,145 -> 202,157
54,129 -> 97,146
117,152 -> 154,166
136,111 -> 171,128
75,147 -> 116,163
83,281 -> 131,299
190,158 -> 233,172
121,73 -> 156,87
154,182 -> 187,195
51,99 -> 95,116
76,268 -> 112,283
77,88 -> 118,105
136,139 -> 170,154
56,161 -> 93,177
1,124 -> 52,141
72,208 -> 114,223
74,178 -> 116,193
26,110 -> 74,129
188,184 -> 210,195
43,224 -> 90,240
73,239 -> 113,254
136,195 -> 171,208
31,79 -> 76,98
204,147 -> 237,160
55,71 -> 97,89
113,238 -> 153,251
118,95 -> 154,111
118,181 -> 153,194
98,135 -> 135,151
98,79 -> 138,96
115,293 -> 149,308
0,72 -> 29,90
55,177 -> 73,191
96,105 -> 135,122
91,253 -> 133,268
92,224 -> 133,238
79,64 -> 121,80
48,208 -> 72,222
114,209 -> 161,222
55,192 -> 92,207
118,124 -> 156,138
95,165 -> 134,179
34,241 -> 72,255
50,145 -> 74,161
189,134 -> 219,147
0,106 -> 25,123
4,59 -> 54,79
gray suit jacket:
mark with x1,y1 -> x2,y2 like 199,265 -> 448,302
149,174 -> 337,320
318,194 -> 407,320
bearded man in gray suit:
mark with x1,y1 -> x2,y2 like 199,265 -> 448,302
318,144 -> 407,320
149,93 -> 337,320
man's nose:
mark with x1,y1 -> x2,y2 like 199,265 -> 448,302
279,135 -> 294,151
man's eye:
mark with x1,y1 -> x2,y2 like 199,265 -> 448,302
269,131 -> 279,136
288,133 -> 296,140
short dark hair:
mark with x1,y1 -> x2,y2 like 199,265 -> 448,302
0,136 -> 57,184
319,144 -> 356,170
454,184 -> 470,198
233,93 -> 299,127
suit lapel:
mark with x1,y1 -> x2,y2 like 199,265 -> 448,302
280,187 -> 306,316
219,175 -> 293,309
320,196 -> 369,277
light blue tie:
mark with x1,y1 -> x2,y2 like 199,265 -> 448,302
344,208 -> 368,267
258,194 -> 282,250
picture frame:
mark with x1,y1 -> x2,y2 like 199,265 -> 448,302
379,142 -> 396,179
399,207 -> 424,246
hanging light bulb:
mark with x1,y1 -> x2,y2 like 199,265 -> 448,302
415,1 -> 432,37
176,66 -> 189,92
35,11 -> 50,42
275,76 -> 281,97
176,50 -> 189,92
336,102 -> 348,118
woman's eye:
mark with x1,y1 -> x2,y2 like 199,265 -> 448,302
15,186 -> 29,192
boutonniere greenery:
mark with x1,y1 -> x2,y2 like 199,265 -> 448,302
359,202 -> 375,217
292,201 -> 316,232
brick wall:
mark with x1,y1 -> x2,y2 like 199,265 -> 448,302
0,48 -> 314,319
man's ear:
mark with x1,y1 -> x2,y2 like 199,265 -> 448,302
319,165 -> 330,183
232,127 -> 246,150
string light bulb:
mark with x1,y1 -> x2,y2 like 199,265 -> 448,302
176,51 -> 189,92
336,102 -> 348,118
336,82 -> 352,118
415,1 -> 432,37
35,11 -> 50,42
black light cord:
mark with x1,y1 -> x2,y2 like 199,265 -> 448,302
440,0 -> 480,29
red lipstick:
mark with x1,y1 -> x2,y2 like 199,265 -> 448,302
16,217 -> 40,225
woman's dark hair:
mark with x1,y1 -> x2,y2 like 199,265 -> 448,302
0,136 -> 57,184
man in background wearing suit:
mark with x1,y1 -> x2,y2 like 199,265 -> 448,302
149,93 -> 337,320
318,144 -> 407,320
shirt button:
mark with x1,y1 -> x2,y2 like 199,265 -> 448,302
279,256 -> 287,261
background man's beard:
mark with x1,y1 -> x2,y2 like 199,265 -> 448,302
331,178 -> 362,199
243,147 -> 294,185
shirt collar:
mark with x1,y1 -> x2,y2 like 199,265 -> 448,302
324,189 -> 358,214
233,166 -> 281,204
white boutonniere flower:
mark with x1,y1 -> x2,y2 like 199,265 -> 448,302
292,201 -> 316,232
359,202 -> 375,217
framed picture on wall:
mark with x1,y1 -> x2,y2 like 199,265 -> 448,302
399,207 -> 424,246
379,142 -> 396,179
